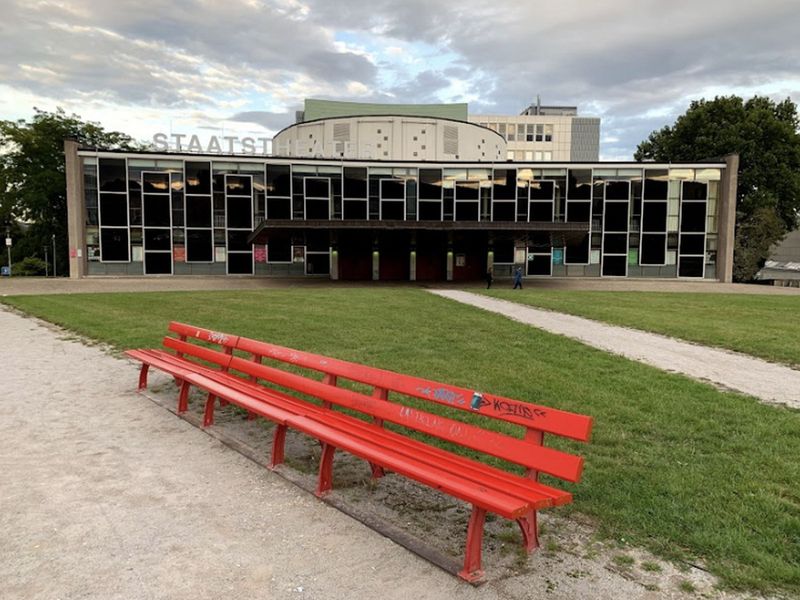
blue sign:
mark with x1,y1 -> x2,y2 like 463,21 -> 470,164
1,266 -> 10,276
552,249 -> 564,265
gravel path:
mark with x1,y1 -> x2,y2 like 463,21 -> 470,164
4,305 -> 732,600
429,290 -> 800,410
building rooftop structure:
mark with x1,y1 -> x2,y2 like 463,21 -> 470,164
298,99 -> 468,123
756,228 -> 800,285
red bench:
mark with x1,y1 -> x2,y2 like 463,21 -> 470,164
126,322 -> 592,582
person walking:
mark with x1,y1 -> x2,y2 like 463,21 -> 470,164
513,266 -> 523,289
485,266 -> 493,289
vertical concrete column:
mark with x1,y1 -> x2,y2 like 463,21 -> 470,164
409,250 -> 416,281
717,154 -> 739,283
372,250 -> 380,280
446,250 -> 454,281
330,249 -> 339,280
64,139 -> 86,278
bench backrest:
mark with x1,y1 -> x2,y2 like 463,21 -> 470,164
164,322 -> 592,483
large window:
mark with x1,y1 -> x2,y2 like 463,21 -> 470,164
142,171 -> 172,274
98,158 -> 129,262
226,174 -> 253,274
678,179 -> 708,278
601,181 -> 630,277
266,164 -> 291,220
565,169 -> 592,264
640,169 -> 669,265
418,169 -> 442,221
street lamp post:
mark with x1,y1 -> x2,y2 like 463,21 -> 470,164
52,233 -> 57,278
44,245 -> 49,277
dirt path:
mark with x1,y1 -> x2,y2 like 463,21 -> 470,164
0,306 -> 755,599
429,290 -> 800,410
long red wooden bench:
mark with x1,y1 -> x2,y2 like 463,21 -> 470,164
126,322 -> 592,582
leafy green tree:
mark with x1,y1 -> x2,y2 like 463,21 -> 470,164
0,108 -> 135,275
635,95 -> 800,281
733,194 -> 787,282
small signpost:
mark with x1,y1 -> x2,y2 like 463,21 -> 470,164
4,232 -> 11,277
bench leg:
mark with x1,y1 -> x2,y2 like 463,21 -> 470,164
177,381 -> 190,413
458,506 -> 487,583
137,364 -> 150,390
369,463 -> 385,479
315,443 -> 336,497
202,392 -> 216,427
270,425 -> 287,468
516,510 -> 540,553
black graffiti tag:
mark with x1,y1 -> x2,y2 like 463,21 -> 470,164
492,399 -> 547,420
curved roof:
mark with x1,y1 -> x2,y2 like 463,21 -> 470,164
303,99 -> 468,122
273,113 -> 505,144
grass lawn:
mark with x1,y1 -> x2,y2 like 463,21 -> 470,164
3,289 -> 799,594
483,289 -> 800,368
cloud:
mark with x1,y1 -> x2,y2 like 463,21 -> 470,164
227,110 -> 296,131
1,0 -> 798,158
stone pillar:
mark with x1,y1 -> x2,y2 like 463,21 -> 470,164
64,139 -> 87,278
717,154 -> 739,283
409,250 -> 416,281
372,250 -> 379,281
330,249 -> 339,280
446,250 -> 454,281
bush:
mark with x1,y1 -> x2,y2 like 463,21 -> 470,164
13,256 -> 48,276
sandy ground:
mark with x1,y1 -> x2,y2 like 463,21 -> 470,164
2,275 -> 800,296
0,306 -> 758,600
429,290 -> 800,410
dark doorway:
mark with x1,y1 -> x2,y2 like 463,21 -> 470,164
452,231 -> 487,281
338,230 -> 373,280
415,231 -> 447,281
379,230 -> 410,281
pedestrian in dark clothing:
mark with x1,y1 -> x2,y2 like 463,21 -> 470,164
513,266 -> 523,289
485,266 -> 493,289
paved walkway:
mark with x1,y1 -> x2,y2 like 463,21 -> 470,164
3,276 -> 800,296
429,290 -> 800,410
3,306 -> 701,600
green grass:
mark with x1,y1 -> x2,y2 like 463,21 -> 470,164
2,289 -> 799,594
482,290 -> 800,367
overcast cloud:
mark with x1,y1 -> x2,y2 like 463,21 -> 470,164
1,0 -> 798,158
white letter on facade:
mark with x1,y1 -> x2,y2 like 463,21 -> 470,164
188,134 -> 203,153
171,133 -> 186,151
152,133 -> 168,151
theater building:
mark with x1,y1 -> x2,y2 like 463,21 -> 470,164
64,102 -> 738,282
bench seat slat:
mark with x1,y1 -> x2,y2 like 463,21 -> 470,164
228,355 -> 584,483
283,413 -> 532,520
162,337 -> 233,369
168,322 -> 239,350
232,333 -> 592,442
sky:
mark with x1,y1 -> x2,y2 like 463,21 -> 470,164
1,0 -> 798,160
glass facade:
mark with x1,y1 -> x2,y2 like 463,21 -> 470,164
81,154 -> 722,280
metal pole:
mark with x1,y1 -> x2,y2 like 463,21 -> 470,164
44,246 -> 49,277
5,226 -> 11,276
52,233 -> 57,278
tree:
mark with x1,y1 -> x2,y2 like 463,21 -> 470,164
0,108 -> 136,275
635,95 -> 800,281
